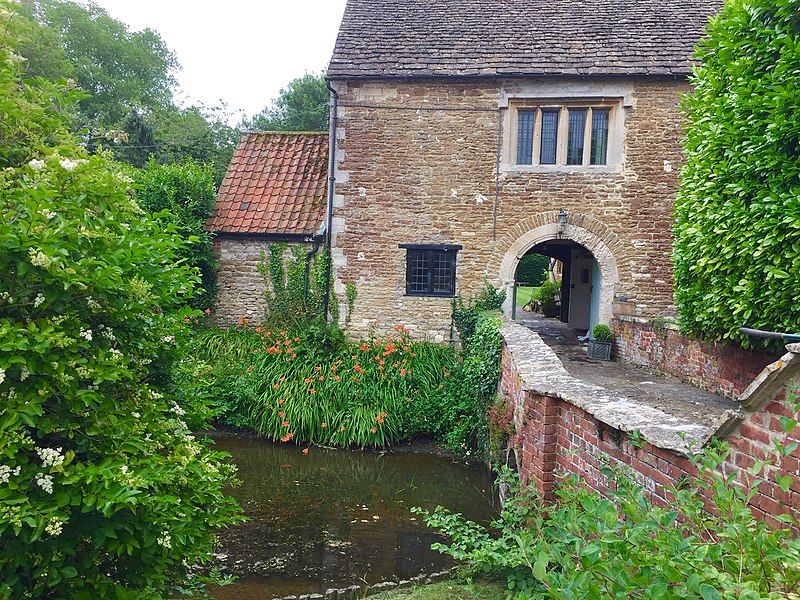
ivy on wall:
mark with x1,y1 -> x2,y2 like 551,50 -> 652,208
258,243 -> 337,325
673,0 -> 800,346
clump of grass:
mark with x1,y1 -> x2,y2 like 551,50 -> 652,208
187,323 -> 457,448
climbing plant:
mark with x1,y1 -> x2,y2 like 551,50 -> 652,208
258,244 -> 334,326
673,0 -> 800,345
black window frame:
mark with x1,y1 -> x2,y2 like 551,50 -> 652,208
400,244 -> 461,297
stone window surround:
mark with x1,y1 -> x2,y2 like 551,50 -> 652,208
499,81 -> 634,174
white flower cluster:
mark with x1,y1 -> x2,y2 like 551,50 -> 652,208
45,517 -> 64,537
162,335 -> 175,344
33,294 -> 45,308
86,296 -> 100,310
36,447 -> 64,468
170,402 -> 186,417
28,159 -> 45,171
39,209 -> 56,220
79,328 -> 92,342
28,248 -> 52,269
19,366 -> 29,382
157,533 -> 172,549
99,326 -> 115,341
109,348 -> 122,360
132,412 -> 141,419
59,158 -> 87,171
36,473 -> 54,494
0,291 -> 12,304
0,368 -> 5,385
0,464 -> 21,484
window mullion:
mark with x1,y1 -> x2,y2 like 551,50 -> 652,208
583,107 -> 593,166
533,108 -> 542,165
556,106 -> 568,166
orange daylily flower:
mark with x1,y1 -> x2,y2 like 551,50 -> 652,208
309,388 -> 317,395
281,432 -> 294,442
321,422 -> 327,429
302,448 -> 309,455
371,427 -> 377,433
279,411 -> 285,418
282,420 -> 290,427
279,398 -> 286,406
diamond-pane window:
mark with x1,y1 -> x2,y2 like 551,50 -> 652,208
516,109 -> 535,165
401,245 -> 460,297
540,110 -> 559,165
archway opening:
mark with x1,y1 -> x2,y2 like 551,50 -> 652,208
513,239 -> 602,335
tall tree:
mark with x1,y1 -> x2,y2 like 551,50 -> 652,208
31,0 -> 177,127
244,73 -> 329,132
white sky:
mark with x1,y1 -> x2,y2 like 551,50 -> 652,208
91,0 -> 348,122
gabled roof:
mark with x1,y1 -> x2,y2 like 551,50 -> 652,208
207,132 -> 328,237
328,0 -> 722,79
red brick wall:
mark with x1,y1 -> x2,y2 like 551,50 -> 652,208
613,316 -> 776,399
503,341 -> 800,527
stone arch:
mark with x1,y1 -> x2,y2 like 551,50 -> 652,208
492,211 -> 622,325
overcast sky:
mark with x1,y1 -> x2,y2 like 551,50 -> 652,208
92,0 -> 348,122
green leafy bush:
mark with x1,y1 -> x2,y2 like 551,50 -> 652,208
0,154 -> 242,596
515,253 -> 550,287
0,30 -> 241,597
453,284 -> 506,346
132,160 -> 218,310
442,311 -> 503,456
532,280 -> 561,318
419,394 -> 800,598
674,0 -> 800,345
591,324 -> 613,342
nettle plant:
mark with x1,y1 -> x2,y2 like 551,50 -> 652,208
420,389 -> 800,599
0,153 -> 242,597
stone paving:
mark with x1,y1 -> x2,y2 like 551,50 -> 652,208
508,312 -> 743,452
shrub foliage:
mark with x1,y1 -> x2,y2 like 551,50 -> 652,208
0,29 -> 241,598
420,393 -> 800,598
132,161 -> 218,310
674,0 -> 800,344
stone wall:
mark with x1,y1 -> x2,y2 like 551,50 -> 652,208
212,236 -> 272,327
330,77 -> 691,339
213,236 -> 323,327
501,323 -> 800,527
613,315 -> 776,399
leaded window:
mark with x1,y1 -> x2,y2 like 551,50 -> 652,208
514,103 -> 617,168
400,244 -> 461,297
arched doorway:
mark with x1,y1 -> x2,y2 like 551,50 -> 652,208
497,214 -> 620,328
513,241 -> 601,333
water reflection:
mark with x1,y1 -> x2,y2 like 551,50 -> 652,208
209,434 -> 498,599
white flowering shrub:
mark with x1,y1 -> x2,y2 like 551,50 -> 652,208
0,18 -> 241,598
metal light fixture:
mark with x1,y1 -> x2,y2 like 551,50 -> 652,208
557,209 -> 568,238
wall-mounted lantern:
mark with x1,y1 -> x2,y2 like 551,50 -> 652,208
557,209 -> 568,238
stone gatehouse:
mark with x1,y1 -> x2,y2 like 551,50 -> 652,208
325,0 -> 721,340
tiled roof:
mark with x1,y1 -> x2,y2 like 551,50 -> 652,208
328,0 -> 722,79
207,132 -> 328,237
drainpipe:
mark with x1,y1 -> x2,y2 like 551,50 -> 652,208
304,236 -> 322,305
322,79 -> 339,321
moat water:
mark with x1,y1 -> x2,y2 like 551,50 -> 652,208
208,434 -> 498,599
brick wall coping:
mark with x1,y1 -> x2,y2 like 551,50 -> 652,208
614,313 -> 680,331
501,322 -> 741,454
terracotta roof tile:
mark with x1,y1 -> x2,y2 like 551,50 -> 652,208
328,0 -> 722,79
206,132 -> 328,236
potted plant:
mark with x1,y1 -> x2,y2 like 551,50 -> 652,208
587,324 -> 614,360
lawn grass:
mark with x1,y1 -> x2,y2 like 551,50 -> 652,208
370,581 -> 506,600
515,285 -> 535,309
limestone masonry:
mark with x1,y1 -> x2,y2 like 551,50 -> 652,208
330,78 -> 689,339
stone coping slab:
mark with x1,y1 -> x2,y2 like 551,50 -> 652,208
501,322 -> 742,454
